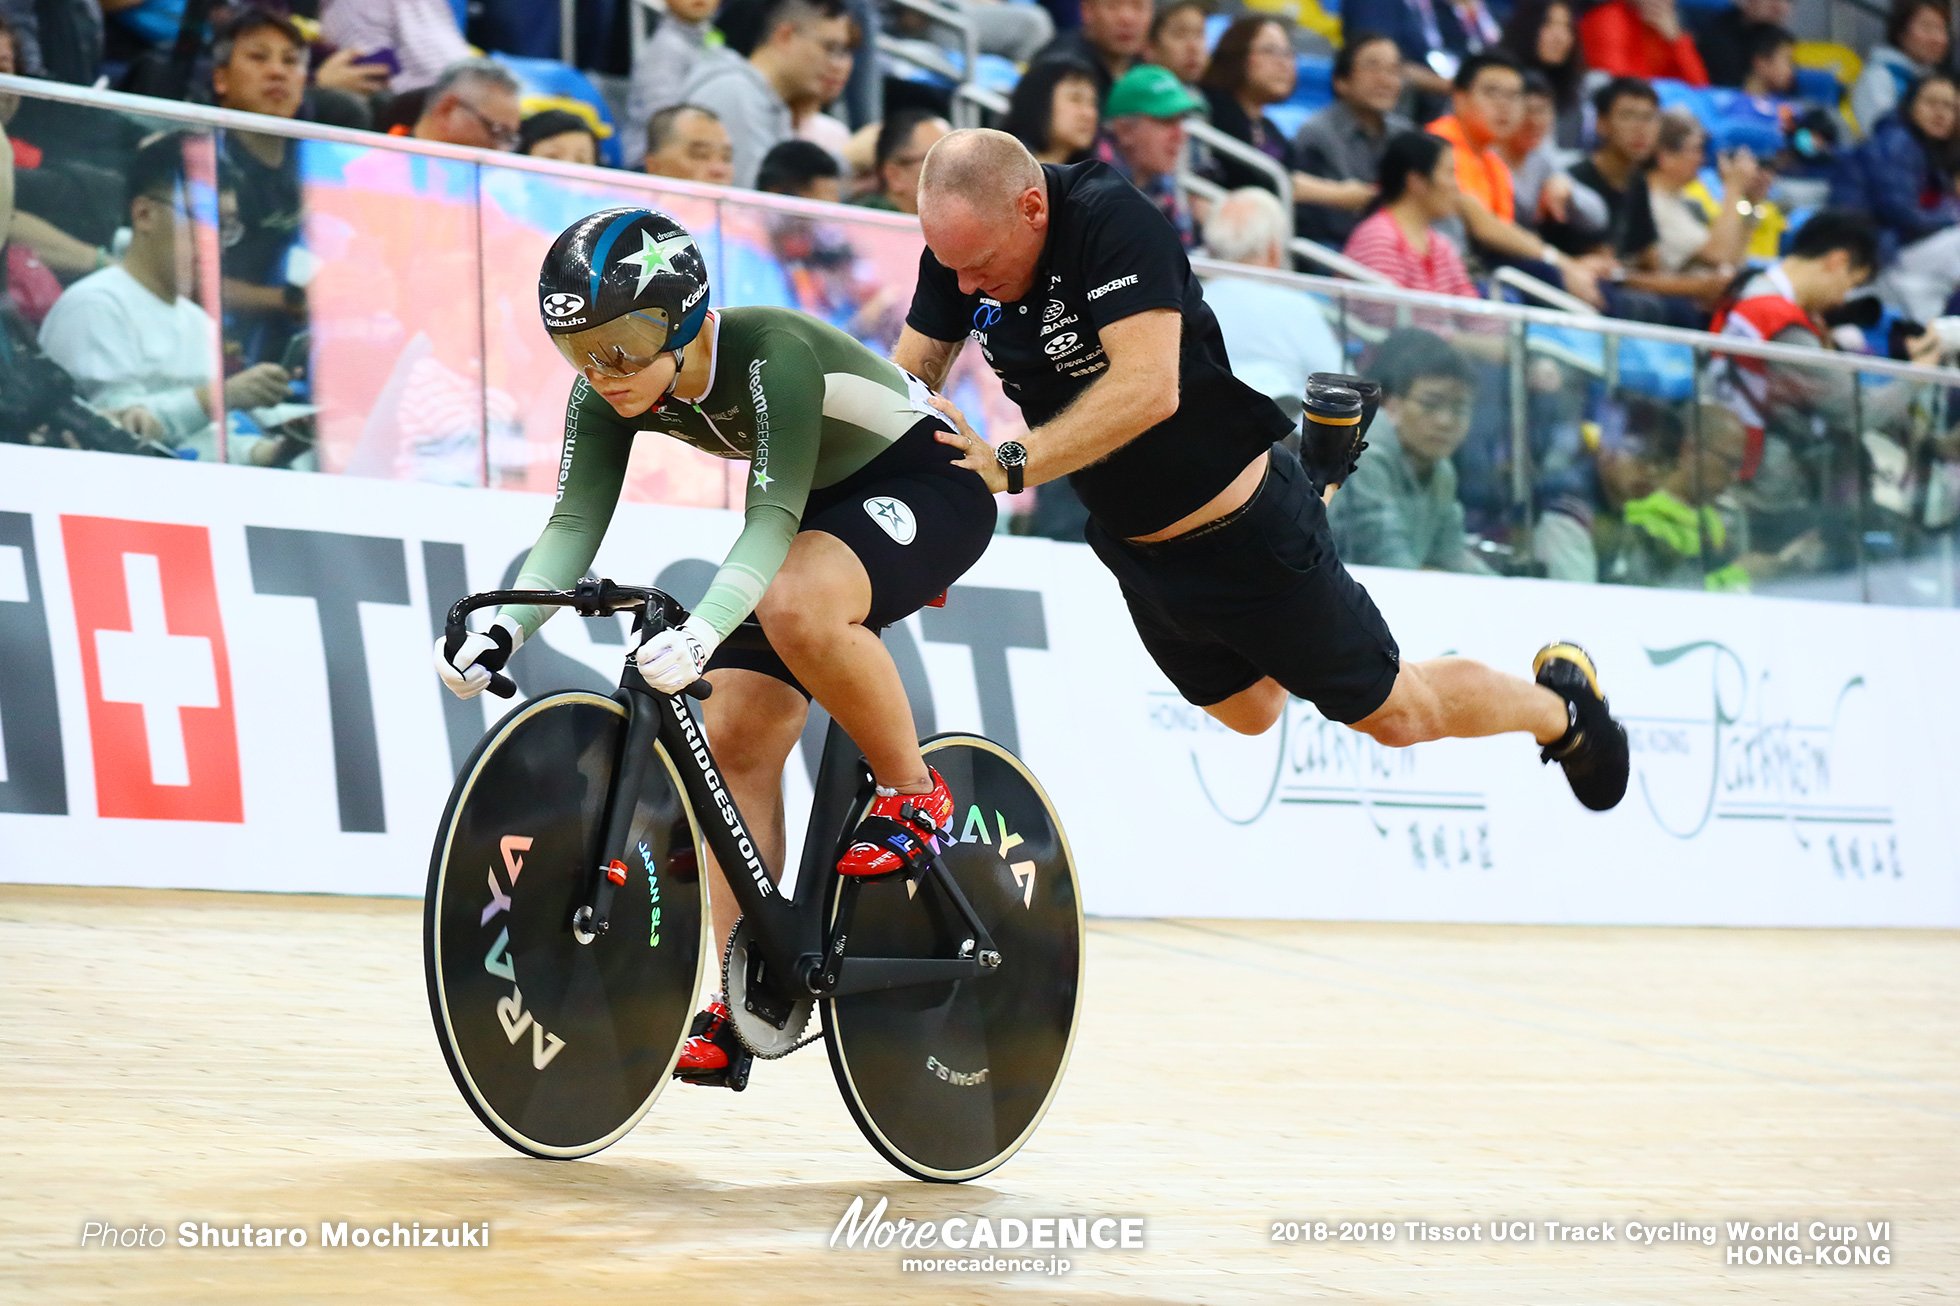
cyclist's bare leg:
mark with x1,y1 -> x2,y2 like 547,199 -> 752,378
1204,659 -> 1568,745
755,530 -> 932,794
699,668 -> 806,962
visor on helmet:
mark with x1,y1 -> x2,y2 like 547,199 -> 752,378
549,310 -> 673,378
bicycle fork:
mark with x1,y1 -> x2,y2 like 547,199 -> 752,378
572,678 -> 668,945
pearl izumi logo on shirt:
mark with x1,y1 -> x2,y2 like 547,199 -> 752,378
863,497 -> 917,545
1086,274 -> 1137,300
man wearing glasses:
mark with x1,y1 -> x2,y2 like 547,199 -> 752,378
1327,329 -> 1492,574
405,58 -> 524,152
682,0 -> 855,189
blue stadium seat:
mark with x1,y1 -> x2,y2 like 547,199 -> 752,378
1791,66 -> 1841,106
1267,103 -> 1313,139
495,54 -> 623,168
1291,54 -> 1332,110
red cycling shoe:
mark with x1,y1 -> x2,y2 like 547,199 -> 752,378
836,768 -> 955,877
672,999 -> 752,1090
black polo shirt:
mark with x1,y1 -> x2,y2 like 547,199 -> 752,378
906,160 -> 1291,538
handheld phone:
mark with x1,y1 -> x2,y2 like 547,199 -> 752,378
280,329 -> 311,375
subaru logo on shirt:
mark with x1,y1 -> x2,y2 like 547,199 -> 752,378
973,300 -> 1002,329
1042,300 -> 1065,324
1042,331 -> 1078,357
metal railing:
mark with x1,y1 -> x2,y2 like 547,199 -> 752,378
1179,153 -> 1394,292
11,69 -> 1960,606
1184,118 -> 1293,203
880,0 -> 984,126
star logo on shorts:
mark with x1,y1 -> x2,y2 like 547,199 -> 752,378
863,495 -> 917,544
753,467 -> 773,490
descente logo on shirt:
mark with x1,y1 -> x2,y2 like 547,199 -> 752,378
1086,274 -> 1138,300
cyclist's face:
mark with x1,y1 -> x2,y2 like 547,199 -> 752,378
582,352 -> 679,417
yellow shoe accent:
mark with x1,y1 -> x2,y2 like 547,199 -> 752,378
1533,641 -> 1601,698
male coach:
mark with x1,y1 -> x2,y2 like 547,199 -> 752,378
894,129 -> 1628,810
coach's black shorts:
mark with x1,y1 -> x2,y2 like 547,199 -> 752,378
705,416 -> 997,697
1083,445 -> 1401,724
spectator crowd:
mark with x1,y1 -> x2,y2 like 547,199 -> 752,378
1,0 -> 1958,592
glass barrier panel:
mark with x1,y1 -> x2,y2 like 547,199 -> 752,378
1304,297 -> 1527,578
1702,344 -> 1863,603
4,95 -> 229,461
713,195 -> 1032,526
476,164 -> 732,507
1850,361 -> 1958,607
1500,316 -> 1671,588
297,139 -> 485,483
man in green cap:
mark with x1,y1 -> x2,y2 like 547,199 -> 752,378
1097,63 -> 1204,247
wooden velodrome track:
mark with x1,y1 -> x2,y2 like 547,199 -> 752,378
1,884 -> 1953,1304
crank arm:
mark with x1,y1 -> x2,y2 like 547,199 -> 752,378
824,955 -> 996,997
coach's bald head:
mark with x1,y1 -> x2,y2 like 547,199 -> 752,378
916,128 -> 1051,302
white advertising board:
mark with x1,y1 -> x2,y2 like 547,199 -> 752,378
1,444 -> 1955,926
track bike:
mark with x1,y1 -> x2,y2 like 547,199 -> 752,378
424,579 -> 1083,1181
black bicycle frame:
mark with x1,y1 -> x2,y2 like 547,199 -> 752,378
446,582 -> 1000,1005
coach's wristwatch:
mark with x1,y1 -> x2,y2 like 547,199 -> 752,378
995,440 -> 1028,495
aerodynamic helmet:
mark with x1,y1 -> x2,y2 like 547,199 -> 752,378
537,206 -> 711,377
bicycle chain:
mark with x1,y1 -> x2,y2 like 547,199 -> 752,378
722,917 -> 815,1058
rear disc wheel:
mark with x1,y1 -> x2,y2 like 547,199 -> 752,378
823,734 -> 1083,1182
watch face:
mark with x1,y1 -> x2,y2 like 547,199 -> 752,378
996,441 -> 1028,467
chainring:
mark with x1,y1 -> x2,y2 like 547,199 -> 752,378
722,916 -> 815,1059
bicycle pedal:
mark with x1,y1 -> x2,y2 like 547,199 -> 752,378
675,1059 -> 751,1091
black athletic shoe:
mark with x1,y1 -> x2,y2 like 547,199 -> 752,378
673,1000 -> 753,1091
1532,642 -> 1629,812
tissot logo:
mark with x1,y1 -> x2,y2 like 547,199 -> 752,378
61,516 -> 242,823
1043,332 -> 1078,357
542,293 -> 585,318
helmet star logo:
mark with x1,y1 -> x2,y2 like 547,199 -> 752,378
619,230 -> 693,296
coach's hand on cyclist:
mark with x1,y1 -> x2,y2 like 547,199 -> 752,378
434,614 -> 525,699
928,395 -> 1008,493
634,615 -> 719,693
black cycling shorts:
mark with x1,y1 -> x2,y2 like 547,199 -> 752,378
706,416 -> 997,697
1084,444 -> 1401,724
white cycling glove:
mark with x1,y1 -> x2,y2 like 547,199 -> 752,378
434,613 -> 525,700
634,614 -> 719,694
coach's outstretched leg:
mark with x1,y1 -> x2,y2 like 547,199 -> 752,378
1345,644 -> 1628,810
